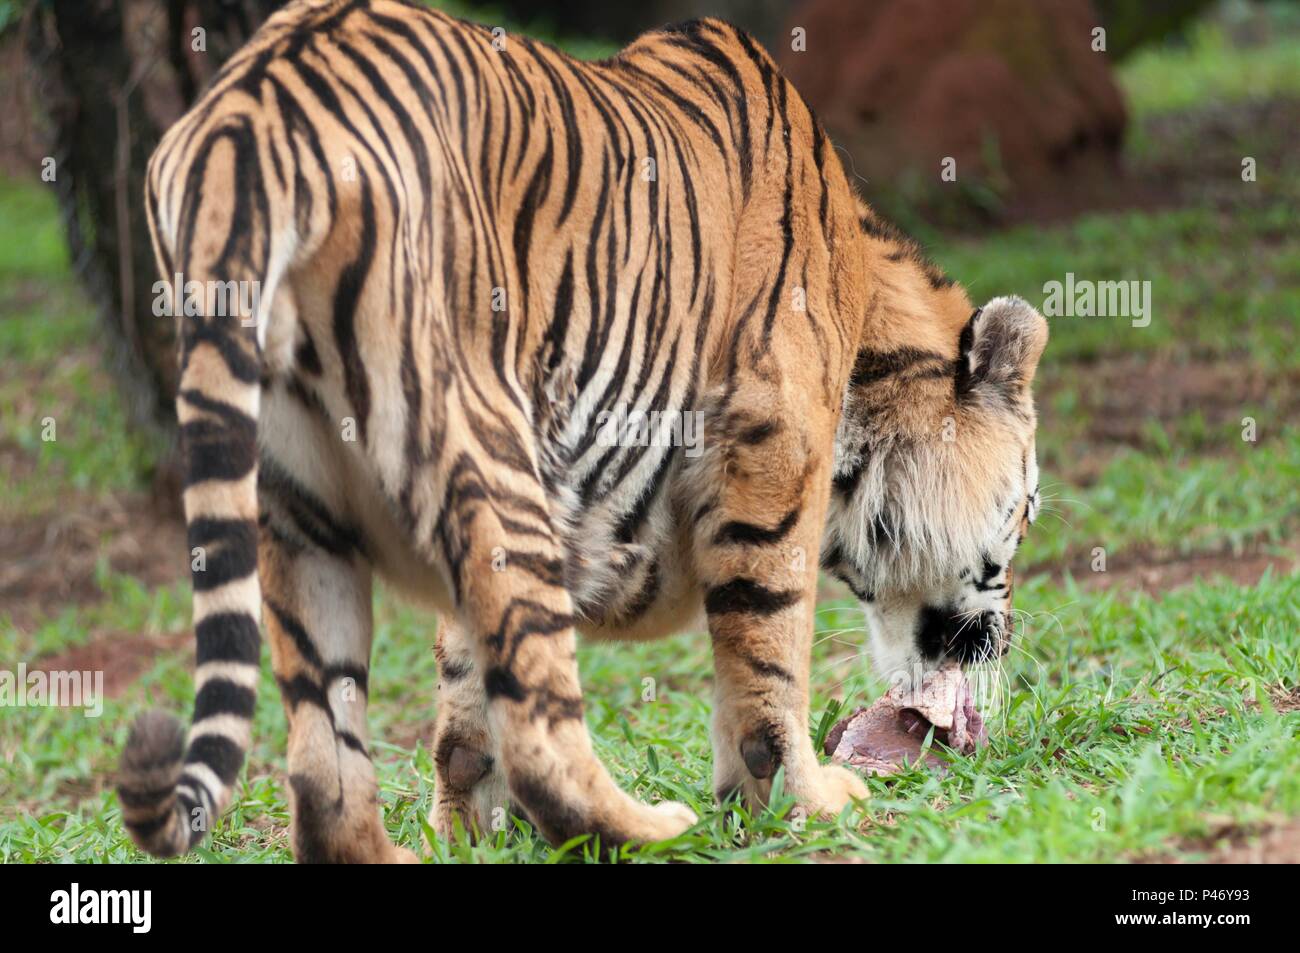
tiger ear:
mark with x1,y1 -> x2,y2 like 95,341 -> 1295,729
955,296 -> 1048,401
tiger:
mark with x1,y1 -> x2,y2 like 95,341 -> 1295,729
116,0 -> 1047,862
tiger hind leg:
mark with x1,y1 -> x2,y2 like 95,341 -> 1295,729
257,401 -> 416,863
429,616 -> 508,841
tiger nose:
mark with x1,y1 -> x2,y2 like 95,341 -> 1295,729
947,609 -> 1003,664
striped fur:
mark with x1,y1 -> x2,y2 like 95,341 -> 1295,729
119,0 -> 1046,860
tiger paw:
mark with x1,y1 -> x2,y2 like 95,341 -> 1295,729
575,793 -> 697,846
649,799 -> 698,835
794,763 -> 869,819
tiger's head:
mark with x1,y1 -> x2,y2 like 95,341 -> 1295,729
822,295 -> 1048,684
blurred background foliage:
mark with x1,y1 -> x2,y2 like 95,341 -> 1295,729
0,0 -> 1294,443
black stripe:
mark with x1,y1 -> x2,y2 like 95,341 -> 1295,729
713,507 -> 800,546
738,420 -> 781,445
508,772 -> 589,845
177,388 -> 255,432
537,250 -> 574,373
529,46 -> 583,225
180,419 -> 257,488
440,658 -> 472,682
180,319 -> 262,384
193,679 -> 257,720
188,518 -> 257,590
833,461 -> 865,496
337,730 -> 369,756
116,784 -> 176,810
618,560 -> 661,621
332,171 -> 375,443
487,601 -> 576,665
276,674 -> 331,714
500,551 -> 567,588
323,663 -> 369,696
705,578 -> 800,616
267,75 -> 337,225
664,24 -> 750,196
264,600 -> 325,670
849,347 -> 950,388
295,328 -> 323,375
124,805 -> 175,841
259,457 -> 364,557
760,76 -> 795,343
483,665 -> 527,702
511,130 -> 553,322
614,60 -> 726,155
185,734 -> 244,786
196,612 -> 261,664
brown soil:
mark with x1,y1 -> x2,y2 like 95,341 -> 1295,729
1038,356 -> 1300,486
998,98 -> 1300,228
1172,819 -> 1300,864
1137,98 -> 1300,207
1210,822 -> 1300,863
1026,350 -> 1300,594
1071,545 -> 1300,596
1054,357 -> 1298,448
1271,685 -> 1300,715
0,490 -> 187,630
0,438 -> 39,484
30,631 -> 190,698
387,722 -> 437,753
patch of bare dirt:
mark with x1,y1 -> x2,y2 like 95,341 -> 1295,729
1036,356 -> 1300,490
0,439 -> 38,484
0,489 -> 187,629
1039,356 -> 1300,484
387,722 -> 437,753
1210,823 -> 1300,863
1137,98 -> 1300,211
1080,358 -> 1290,443
1270,685 -> 1300,715
1171,819 -> 1300,864
1073,545 -> 1300,596
30,630 -> 190,698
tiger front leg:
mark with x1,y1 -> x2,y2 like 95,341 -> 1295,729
693,390 -> 868,821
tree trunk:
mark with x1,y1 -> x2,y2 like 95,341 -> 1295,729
29,0 -> 284,438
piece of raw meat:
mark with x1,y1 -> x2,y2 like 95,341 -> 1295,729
824,663 -> 987,775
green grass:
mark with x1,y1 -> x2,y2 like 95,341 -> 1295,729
1121,5 -> 1300,118
1017,431 -> 1300,570
934,200 -> 1300,368
3,571 -> 1296,863
0,180 -> 162,518
1,3 -> 1298,863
